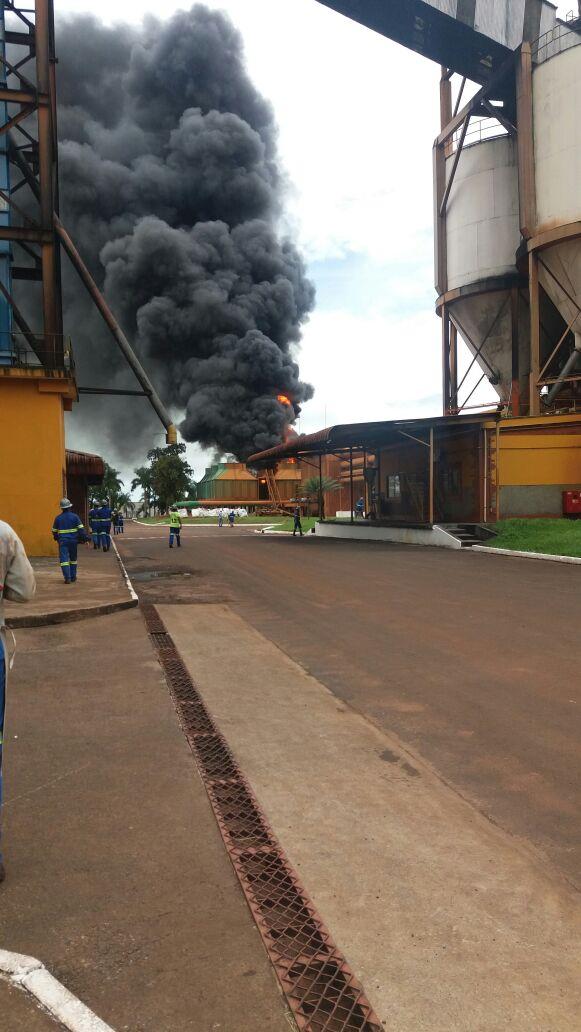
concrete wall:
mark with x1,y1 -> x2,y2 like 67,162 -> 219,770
500,484 -> 580,517
446,136 -> 520,291
315,522 -> 462,549
0,376 -> 67,556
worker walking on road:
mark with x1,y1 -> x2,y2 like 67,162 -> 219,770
97,500 -> 112,552
88,500 -> 100,549
169,506 -> 182,548
293,505 -> 303,537
52,499 -> 88,583
228,509 -> 235,528
0,520 -> 36,882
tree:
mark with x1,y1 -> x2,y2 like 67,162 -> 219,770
101,462 -> 125,506
131,466 -> 156,514
147,443 -> 193,512
116,491 -> 133,515
302,475 -> 342,518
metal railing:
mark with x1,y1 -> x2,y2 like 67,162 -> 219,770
451,115 -> 508,154
0,332 -> 75,374
533,19 -> 581,64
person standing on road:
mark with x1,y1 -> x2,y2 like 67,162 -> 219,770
293,505 -> 303,537
228,509 -> 235,528
97,500 -> 112,552
218,509 -> 224,528
0,520 -> 36,882
88,500 -> 100,549
355,497 -> 365,519
169,506 -> 182,548
52,499 -> 88,583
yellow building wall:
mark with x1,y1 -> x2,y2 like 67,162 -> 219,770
0,377 -> 68,556
500,433 -> 581,486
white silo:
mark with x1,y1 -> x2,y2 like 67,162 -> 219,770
441,130 -> 530,407
532,29 -> 581,404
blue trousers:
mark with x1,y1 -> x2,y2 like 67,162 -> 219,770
100,524 -> 111,550
169,528 -> 181,546
59,539 -> 78,581
90,524 -> 100,547
0,638 -> 5,863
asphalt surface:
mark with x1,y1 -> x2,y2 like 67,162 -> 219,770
119,522 -> 581,891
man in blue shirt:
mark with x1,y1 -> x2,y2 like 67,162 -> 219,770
88,500 -> 100,549
97,499 -> 112,552
52,498 -> 87,583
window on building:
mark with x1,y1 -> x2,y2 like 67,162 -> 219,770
387,474 -> 401,499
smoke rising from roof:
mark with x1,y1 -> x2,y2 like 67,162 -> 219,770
56,5 -> 315,460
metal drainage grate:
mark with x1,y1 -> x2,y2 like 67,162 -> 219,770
142,603 -> 383,1032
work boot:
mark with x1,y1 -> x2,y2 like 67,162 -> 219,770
0,861 -> 5,883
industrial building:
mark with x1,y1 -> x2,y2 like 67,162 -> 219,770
196,460 -> 301,510
253,0 -> 581,535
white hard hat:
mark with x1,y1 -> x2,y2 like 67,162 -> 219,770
60,498 -> 73,509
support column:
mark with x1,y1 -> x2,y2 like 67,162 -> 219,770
429,428 -> 435,525
442,305 -> 451,415
349,447 -> 354,524
36,0 -> 61,358
511,286 -> 520,416
529,250 -> 540,416
450,320 -> 458,413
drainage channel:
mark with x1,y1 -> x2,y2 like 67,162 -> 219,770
142,603 -> 383,1032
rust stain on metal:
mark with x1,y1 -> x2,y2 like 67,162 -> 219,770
142,603 -> 383,1032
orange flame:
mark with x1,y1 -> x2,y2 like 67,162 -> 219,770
277,394 -> 292,406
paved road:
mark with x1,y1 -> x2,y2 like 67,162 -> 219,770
119,523 -> 581,890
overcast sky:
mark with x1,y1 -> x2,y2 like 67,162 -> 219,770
57,0 -> 571,482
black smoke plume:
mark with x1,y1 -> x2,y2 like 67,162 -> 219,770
55,5 -> 315,460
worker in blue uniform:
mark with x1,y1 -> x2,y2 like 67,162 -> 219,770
98,500 -> 112,551
88,501 -> 100,549
52,499 -> 88,583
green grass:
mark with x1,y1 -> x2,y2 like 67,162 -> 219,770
488,518 -> 581,557
134,514 -> 318,532
136,514 -> 288,525
275,517 -> 317,533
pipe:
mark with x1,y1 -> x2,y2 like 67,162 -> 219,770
545,332 -> 581,407
54,215 -> 177,445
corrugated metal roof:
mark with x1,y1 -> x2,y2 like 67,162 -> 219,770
65,449 -> 105,478
247,413 -> 498,465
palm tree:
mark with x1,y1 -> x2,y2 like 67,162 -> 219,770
116,491 -> 133,516
131,466 -> 156,515
101,462 -> 125,506
301,475 -> 341,518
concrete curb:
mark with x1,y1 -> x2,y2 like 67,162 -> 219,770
472,544 -> 581,565
6,544 -> 138,629
111,540 -> 138,602
0,949 -> 114,1031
